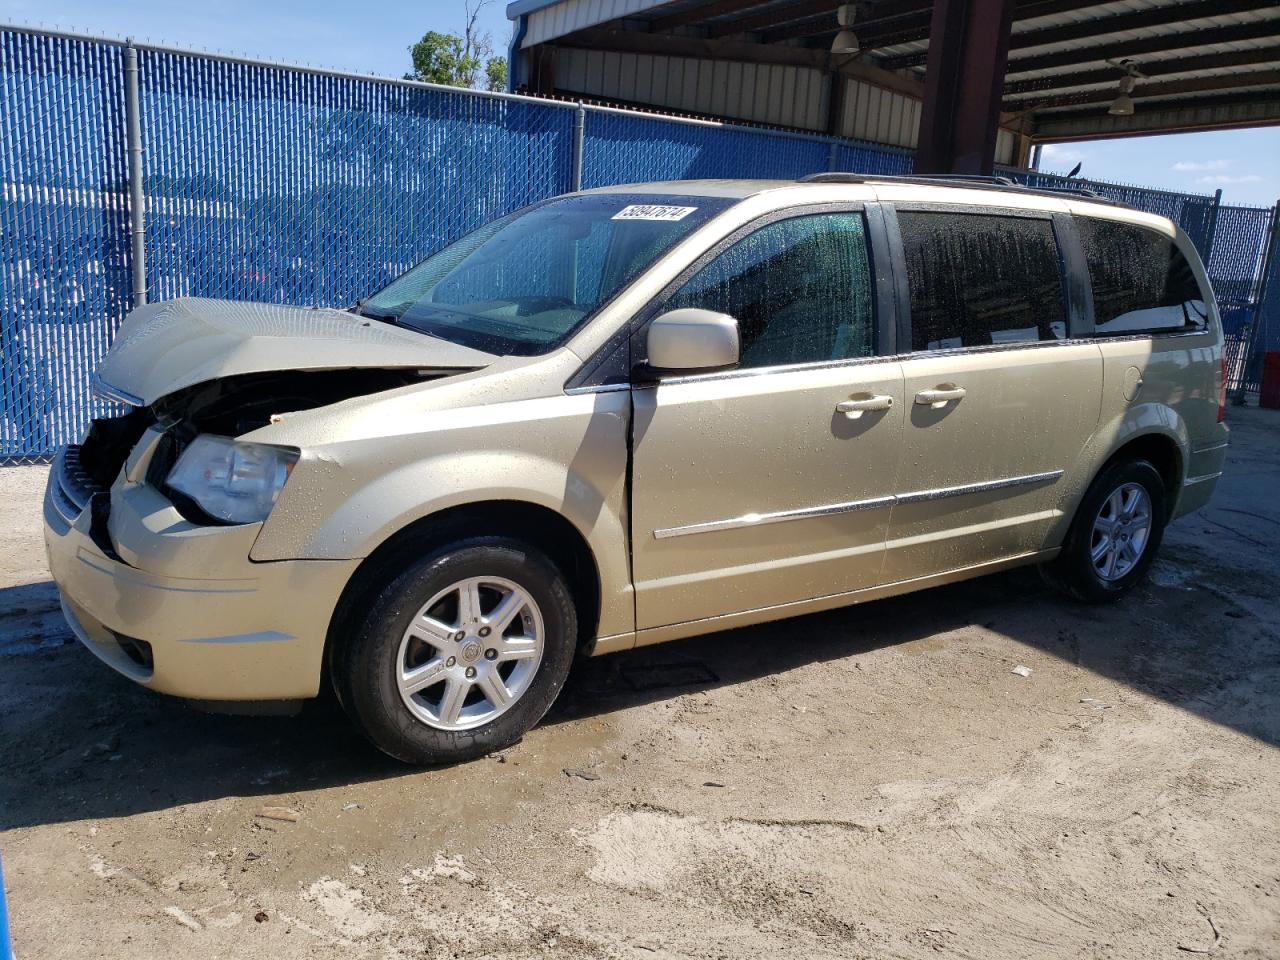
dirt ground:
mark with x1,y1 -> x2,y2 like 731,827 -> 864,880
2,407 -> 1278,960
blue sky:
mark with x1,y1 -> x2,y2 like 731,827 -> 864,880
0,0 -> 513,75
1039,131 -> 1279,208
4,0 -> 1277,208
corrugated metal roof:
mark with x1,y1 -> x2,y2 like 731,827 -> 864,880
521,0 -> 670,47
513,0 -> 1280,141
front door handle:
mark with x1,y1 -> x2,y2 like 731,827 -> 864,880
836,394 -> 895,419
914,385 -> 967,408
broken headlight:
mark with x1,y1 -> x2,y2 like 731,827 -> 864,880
166,435 -> 298,524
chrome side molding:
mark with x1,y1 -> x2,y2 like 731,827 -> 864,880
654,495 -> 896,539
895,470 -> 1064,504
1182,471 -> 1223,487
654,469 -> 1065,539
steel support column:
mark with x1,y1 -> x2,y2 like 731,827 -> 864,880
824,67 -> 845,137
914,0 -> 1015,175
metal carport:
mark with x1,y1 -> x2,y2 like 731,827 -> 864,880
506,0 -> 1280,173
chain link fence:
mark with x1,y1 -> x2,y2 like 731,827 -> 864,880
584,106 -> 832,187
1204,202 -> 1278,396
2,24 -> 1278,460
1225,204 -> 1280,397
1,30 -> 134,459
138,47 -> 576,313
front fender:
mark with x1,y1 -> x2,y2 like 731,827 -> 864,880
254,448 -> 623,563
248,388 -> 634,638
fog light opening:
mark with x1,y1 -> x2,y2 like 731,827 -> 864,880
113,633 -> 154,671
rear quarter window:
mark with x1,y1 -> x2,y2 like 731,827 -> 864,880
1075,216 -> 1208,335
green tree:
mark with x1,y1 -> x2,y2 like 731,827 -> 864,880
405,31 -> 478,87
485,56 -> 507,92
406,2 -> 504,91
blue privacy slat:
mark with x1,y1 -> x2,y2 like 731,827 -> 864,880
1,31 -> 132,457
138,49 -> 575,311
582,109 -> 831,187
832,141 -> 913,177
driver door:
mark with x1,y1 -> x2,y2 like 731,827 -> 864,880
629,209 -> 905,631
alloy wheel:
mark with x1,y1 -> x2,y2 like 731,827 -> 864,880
395,576 -> 544,731
1090,482 -> 1153,582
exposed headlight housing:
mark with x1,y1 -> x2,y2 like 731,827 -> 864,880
166,435 -> 298,524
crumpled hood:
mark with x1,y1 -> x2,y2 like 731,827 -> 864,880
95,298 -> 495,405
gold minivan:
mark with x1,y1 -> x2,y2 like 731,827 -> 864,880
45,175 -> 1228,763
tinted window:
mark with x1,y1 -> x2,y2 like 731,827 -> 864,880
666,213 -> 874,369
898,212 -> 1067,351
1075,217 -> 1207,334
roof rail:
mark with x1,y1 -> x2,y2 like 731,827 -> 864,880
799,172 -> 1122,207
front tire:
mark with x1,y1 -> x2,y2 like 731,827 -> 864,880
1041,458 -> 1167,604
337,537 -> 577,765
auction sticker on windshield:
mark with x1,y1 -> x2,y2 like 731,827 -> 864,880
612,204 -> 698,221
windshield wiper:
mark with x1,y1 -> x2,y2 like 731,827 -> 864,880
357,304 -> 400,323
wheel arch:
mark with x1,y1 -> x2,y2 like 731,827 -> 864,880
323,499 -> 604,692
1099,430 -> 1184,519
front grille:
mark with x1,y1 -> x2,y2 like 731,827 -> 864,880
49,445 -> 107,524
49,409 -> 153,550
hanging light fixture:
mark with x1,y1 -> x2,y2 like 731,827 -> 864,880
1109,75 -> 1136,116
831,3 -> 859,55
1106,60 -> 1144,116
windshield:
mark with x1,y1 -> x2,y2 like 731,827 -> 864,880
360,193 -> 733,355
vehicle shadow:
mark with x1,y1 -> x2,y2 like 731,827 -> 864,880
2,538 -> 1274,832
556,555 -> 1279,746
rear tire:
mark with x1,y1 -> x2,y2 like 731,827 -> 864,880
337,536 -> 577,765
1041,458 -> 1167,604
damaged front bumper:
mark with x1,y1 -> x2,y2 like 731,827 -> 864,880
44,444 -> 358,702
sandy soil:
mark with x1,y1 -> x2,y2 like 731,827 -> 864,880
2,407 -> 1278,959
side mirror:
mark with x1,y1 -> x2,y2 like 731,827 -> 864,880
645,308 -> 740,374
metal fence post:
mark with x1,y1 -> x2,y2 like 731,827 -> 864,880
827,140 -> 839,171
123,41 -> 147,308
1233,199 -> 1280,404
1204,187 -> 1223,257
570,102 -> 585,192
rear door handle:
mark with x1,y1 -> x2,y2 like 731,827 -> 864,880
835,394 -> 895,419
914,386 -> 966,408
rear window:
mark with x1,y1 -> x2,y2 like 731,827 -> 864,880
898,211 -> 1067,351
1075,217 -> 1208,335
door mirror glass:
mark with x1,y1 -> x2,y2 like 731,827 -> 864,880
645,308 -> 740,373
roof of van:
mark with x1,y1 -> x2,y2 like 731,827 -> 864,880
577,175 -> 1173,232
579,179 -> 790,199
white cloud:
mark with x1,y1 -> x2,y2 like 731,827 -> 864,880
1172,160 -> 1231,172
1039,144 -> 1087,166
1196,174 -> 1264,185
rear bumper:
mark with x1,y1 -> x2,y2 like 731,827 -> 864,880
44,450 -> 358,701
1174,426 -> 1229,519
